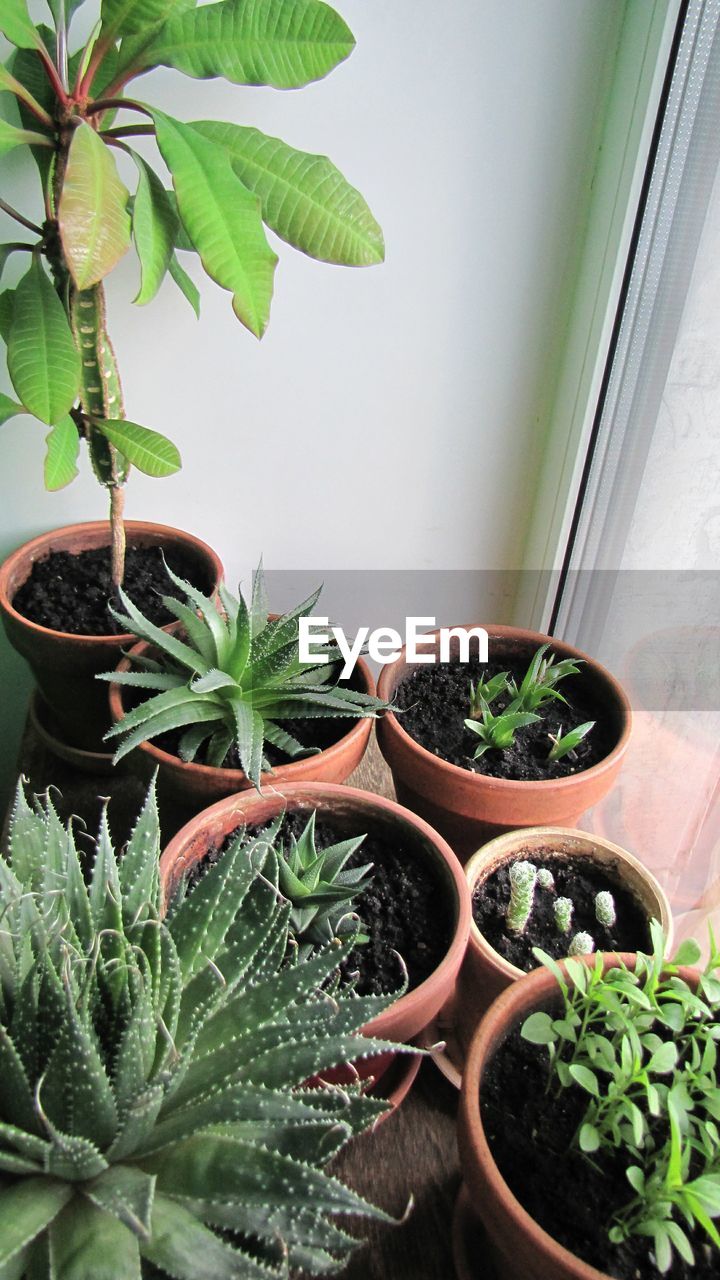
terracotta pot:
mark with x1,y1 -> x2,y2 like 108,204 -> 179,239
376,623 -> 632,862
457,954 -> 699,1280
0,522 -> 223,752
160,782 -> 472,1085
109,645 -> 378,836
454,826 -> 673,1062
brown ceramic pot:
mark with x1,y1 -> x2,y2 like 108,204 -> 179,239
457,955 -> 698,1280
110,649 -> 378,836
454,826 -> 673,1062
376,623 -> 632,862
160,781 -> 472,1085
0,521 -> 223,752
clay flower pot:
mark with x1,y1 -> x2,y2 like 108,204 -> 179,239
160,781 -> 472,1085
376,623 -> 632,862
109,648 -> 379,835
456,955 -> 698,1280
0,521 -> 223,752
454,826 -> 673,1061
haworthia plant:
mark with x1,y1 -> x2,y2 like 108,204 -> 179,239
0,779 -> 405,1278
274,811 -> 373,958
0,1 -> 384,585
100,560 -> 389,787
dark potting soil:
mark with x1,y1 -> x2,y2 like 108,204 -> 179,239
396,654 -> 615,781
473,850 -> 652,971
482,1023 -> 718,1279
12,545 -> 203,635
190,810 -> 454,999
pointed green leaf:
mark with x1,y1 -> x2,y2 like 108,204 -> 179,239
0,1 -> 43,50
41,991 -> 119,1151
58,122 -> 131,289
141,1195 -> 273,1280
92,419 -> 181,477
44,416 -> 80,491
83,1166 -> 155,1243
0,120 -> 52,156
0,289 -> 15,343
0,1179 -> 71,1266
101,0 -> 183,42
168,839 -> 255,980
49,1197 -> 141,1280
7,258 -> 81,425
168,252 -> 200,316
147,0 -> 356,89
152,111 -> 277,337
118,781 -> 161,921
0,392 -> 26,426
130,155 -> 178,305
193,121 -> 383,265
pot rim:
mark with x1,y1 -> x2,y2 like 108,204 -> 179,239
459,954 -> 699,1280
160,779 -> 472,1037
376,623 -> 632,796
0,520 -> 223,647
109,644 -> 378,786
463,825 -> 674,983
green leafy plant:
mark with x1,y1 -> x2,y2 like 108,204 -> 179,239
508,643 -> 586,714
506,860 -> 537,936
468,670 -> 509,719
521,927 -> 720,1274
547,720 -> 596,763
100,561 -> 388,786
0,0 -> 383,584
0,779 -> 403,1279
464,699 -> 540,760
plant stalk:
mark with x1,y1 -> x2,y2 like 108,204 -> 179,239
110,484 -> 126,587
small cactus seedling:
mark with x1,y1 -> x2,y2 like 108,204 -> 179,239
272,811 -> 373,959
569,930 -> 595,956
554,896 -> 574,935
507,860 -> 538,935
595,890 -> 617,929
537,867 -> 555,890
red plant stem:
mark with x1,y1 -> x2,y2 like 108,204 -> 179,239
78,35 -> 113,100
0,199 -> 43,237
37,47 -> 68,107
85,98 -> 154,118
101,124 -> 155,139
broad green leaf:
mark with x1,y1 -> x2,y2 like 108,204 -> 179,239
0,393 -> 25,426
44,417 -> 80,490
7,258 -> 80,425
0,120 -> 52,156
58,123 -> 131,290
8,43 -> 57,183
93,419 -> 181,477
568,1063 -> 600,1097
47,1 -> 89,24
672,938 -> 702,967
193,121 -> 384,265
520,1010 -> 556,1045
152,111 -> 277,337
142,1195 -> 273,1280
101,0 -> 183,42
49,1197 -> 141,1280
146,0 -> 355,89
131,155 -> 178,304
168,252 -> 200,317
0,1179 -> 71,1266
82,1166 -> 155,1242
0,1 -> 42,50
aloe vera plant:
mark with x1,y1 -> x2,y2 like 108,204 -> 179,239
0,0 -> 383,585
0,779 -> 402,1278
101,561 -> 388,786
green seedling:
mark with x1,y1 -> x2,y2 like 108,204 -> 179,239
595,891 -> 617,929
554,896 -> 574,935
537,867 -> 555,890
507,860 -> 538,935
547,720 -> 596,762
465,698 -> 540,759
509,643 -> 586,714
569,931 -> 595,956
271,811 -> 373,959
468,670 -> 510,718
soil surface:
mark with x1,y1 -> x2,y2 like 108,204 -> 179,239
472,849 -> 652,971
190,810 -> 454,998
482,1021 -> 717,1278
12,545 -> 207,635
396,654 -> 615,781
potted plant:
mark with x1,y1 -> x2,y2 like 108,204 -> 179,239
451,825 -> 673,1066
160,779 -> 473,1089
102,563 -> 389,831
0,0 -> 383,745
0,779 -> 404,1277
377,624 -> 632,861
456,930 -> 720,1280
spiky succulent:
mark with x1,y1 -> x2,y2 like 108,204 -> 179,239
100,562 -> 387,787
506,860 -> 537,936
569,930 -> 595,957
536,868 -> 555,891
0,782 -> 403,1279
595,890 -> 617,929
554,896 -> 574,935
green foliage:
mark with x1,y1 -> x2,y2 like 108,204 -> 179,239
506,860 -> 537,936
464,699 -> 540,759
547,720 -> 596,763
467,670 -> 509,720
0,0 -> 383,517
101,562 -> 388,787
272,811 -> 373,958
521,925 -> 720,1273
0,779 -> 400,1278
508,643 -> 586,714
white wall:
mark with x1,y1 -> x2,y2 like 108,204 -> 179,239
0,0 -> 628,795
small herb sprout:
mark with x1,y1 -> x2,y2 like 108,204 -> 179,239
522,926 -> 720,1274
595,890 -> 617,929
507,861 -> 537,935
464,699 -> 540,759
509,643 -> 586,714
547,720 -> 596,762
537,868 -> 555,891
568,931 -> 595,957
468,671 -> 510,718
554,896 -> 574,935
273,812 -> 373,960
